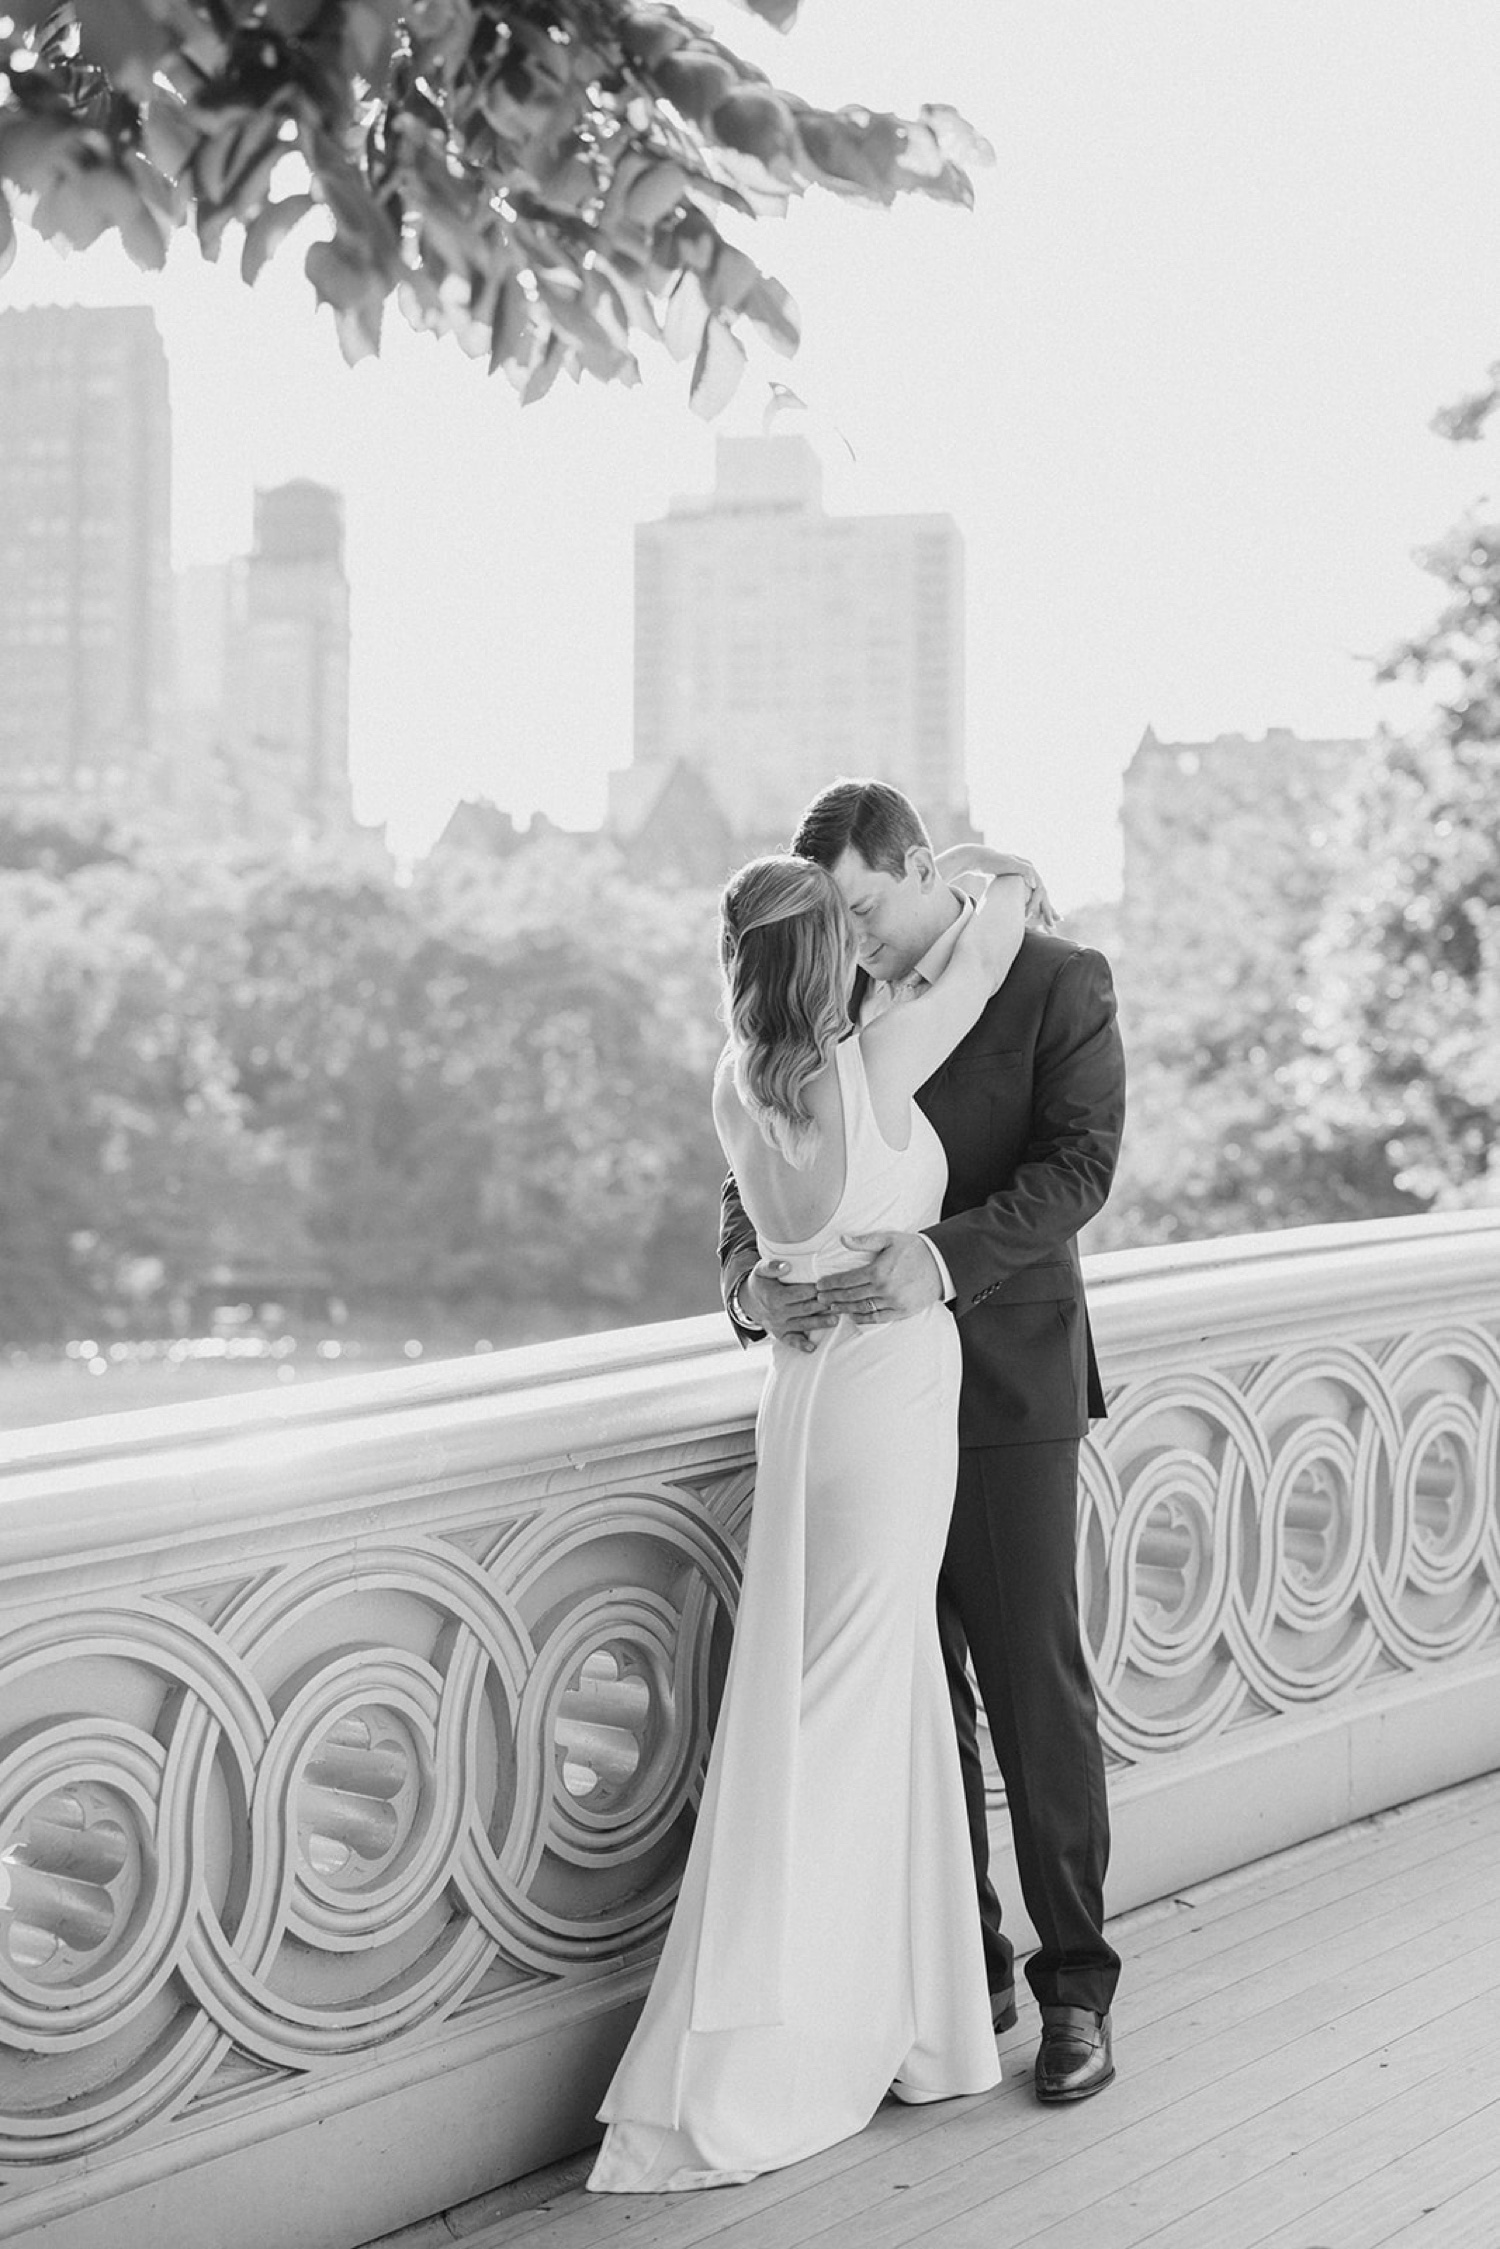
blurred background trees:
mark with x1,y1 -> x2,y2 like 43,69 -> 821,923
1293,527 -> 1500,1214
0,825 -> 727,1342
1091,522 -> 1500,1253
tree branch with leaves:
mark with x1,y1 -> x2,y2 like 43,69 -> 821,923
0,0 -> 988,412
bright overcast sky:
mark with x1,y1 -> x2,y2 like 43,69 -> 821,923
8,0 -> 1500,902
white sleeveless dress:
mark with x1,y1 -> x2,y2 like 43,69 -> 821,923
588,1035 -> 1000,2193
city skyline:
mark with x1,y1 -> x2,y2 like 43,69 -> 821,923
0,300 -> 361,851
4,2 -> 1499,901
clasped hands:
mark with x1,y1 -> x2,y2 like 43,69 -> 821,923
743,1231 -> 942,1354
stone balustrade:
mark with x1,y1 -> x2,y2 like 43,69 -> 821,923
0,1211 -> 1496,2249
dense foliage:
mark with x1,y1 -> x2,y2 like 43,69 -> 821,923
0,0 -> 984,410
1089,517 -> 1500,1253
1292,527 -> 1500,1211
0,824 -> 727,1340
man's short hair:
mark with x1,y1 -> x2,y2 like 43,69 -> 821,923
792,780 -> 930,877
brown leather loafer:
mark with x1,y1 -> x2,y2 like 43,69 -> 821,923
990,1980 -> 1017,2034
1034,2006 -> 1115,2103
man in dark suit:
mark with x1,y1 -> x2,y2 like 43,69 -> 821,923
719,778 -> 1124,2104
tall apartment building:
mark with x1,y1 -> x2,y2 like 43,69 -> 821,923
619,436 -> 972,851
221,480 -> 355,845
0,304 -> 173,816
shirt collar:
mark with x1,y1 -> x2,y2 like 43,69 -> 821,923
907,888 -> 974,990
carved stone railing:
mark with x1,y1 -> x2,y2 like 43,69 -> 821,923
1076,1212 -> 1500,1909
0,1212 -> 1496,2249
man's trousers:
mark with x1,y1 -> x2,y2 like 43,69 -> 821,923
935,1437 -> 1120,2016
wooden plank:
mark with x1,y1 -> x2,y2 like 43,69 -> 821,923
1001,2005 -> 1500,2249
690,1863 -> 1500,2249
457,1857 -> 1492,2249
451,1781 -> 1500,2249
1118,1768 -> 1500,1967
1110,1831 -> 1499,2040
477,1872 -> 1500,2249
757,1930 -> 1500,2249
1254,2101 -> 1500,2249
1113,1776 -> 1500,1996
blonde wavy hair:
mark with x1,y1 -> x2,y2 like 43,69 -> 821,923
719,855 -> 855,1169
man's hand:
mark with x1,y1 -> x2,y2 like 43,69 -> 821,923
814,1232 -> 943,1324
742,1258 -> 837,1353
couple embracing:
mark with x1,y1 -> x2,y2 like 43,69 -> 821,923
589,777 -> 1125,2193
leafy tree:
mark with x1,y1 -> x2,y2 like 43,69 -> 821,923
219,850 -> 726,1319
1081,736 -> 1419,1254
0,827 -> 734,1341
1290,527 -> 1500,1210
1092,523 -> 1500,1255
0,855 -> 280,1337
0,812 -> 131,876
0,1 -> 984,412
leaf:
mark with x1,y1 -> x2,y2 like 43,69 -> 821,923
1432,375 -> 1500,446
140,97 -> 200,184
905,159 -> 974,213
537,277 -> 628,383
520,332 -> 565,405
741,274 -> 799,357
2,1 -> 65,28
75,0 -> 172,85
796,109 -> 899,201
702,240 -> 758,314
128,147 -> 186,224
241,191 -> 315,285
266,0 -> 324,32
662,269 -> 706,363
312,144 -> 400,260
741,0 -> 802,28
487,273 -> 534,373
119,183 -> 172,272
897,122 -> 947,182
593,254 -> 662,346
708,86 -> 795,167
33,167 -> 121,254
918,103 -> 996,169
306,234 -> 386,365
689,314 -> 745,419
334,294 -> 384,366
0,113 -> 72,195
623,157 -> 688,232
763,380 -> 807,425
194,111 -> 283,213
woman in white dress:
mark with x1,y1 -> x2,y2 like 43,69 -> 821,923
587,849 -> 1031,2194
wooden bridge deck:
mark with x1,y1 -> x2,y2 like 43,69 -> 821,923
381,1770 -> 1500,2249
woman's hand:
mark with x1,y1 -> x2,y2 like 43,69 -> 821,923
934,845 -> 1059,932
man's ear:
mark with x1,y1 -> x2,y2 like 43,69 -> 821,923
907,845 -> 939,889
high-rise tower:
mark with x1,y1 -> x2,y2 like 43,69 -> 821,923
222,480 -> 355,844
0,304 -> 172,816
620,436 -> 971,850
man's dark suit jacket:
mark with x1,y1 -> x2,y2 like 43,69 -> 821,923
718,930 -> 1126,1450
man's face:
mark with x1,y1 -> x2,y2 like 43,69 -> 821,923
829,845 -> 940,983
